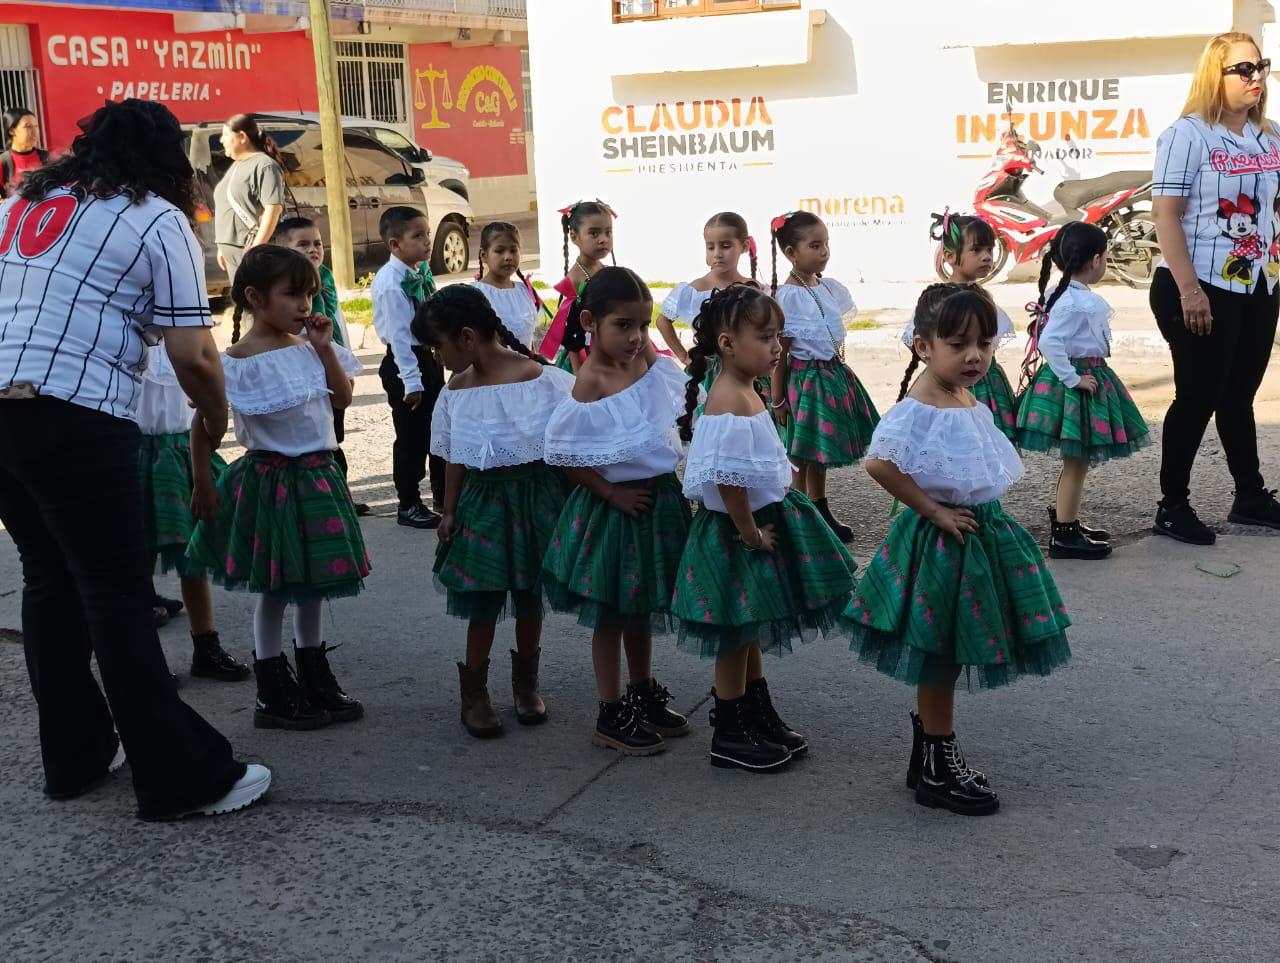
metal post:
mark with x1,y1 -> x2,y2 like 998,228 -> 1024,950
308,0 -> 355,289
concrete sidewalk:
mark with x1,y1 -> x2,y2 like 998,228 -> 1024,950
0,520 -> 1277,961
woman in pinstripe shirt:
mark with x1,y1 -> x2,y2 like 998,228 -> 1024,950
1150,31 -> 1280,545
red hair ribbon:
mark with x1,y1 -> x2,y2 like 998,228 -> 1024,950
770,211 -> 797,234
558,199 -> 620,219
746,235 -> 757,258
1221,193 -> 1256,217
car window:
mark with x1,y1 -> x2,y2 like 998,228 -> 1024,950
369,128 -> 414,154
274,129 -> 327,188
344,132 -> 413,186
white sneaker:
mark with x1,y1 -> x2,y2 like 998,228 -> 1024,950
108,742 -> 127,773
182,764 -> 271,818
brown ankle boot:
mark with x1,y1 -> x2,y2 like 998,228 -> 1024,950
457,660 -> 503,738
510,648 -> 548,725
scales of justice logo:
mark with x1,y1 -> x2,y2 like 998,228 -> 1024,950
413,60 -> 520,131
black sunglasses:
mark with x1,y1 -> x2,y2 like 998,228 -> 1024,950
1222,59 -> 1271,80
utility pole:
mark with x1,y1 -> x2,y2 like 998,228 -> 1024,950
308,0 -> 355,289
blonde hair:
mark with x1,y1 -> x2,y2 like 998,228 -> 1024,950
1181,32 -> 1275,131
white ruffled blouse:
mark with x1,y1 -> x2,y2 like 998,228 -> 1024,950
660,282 -> 715,323
774,278 -> 855,361
683,410 -> 793,512
223,342 -> 363,457
137,340 -> 193,436
866,398 -> 1024,505
431,365 -> 575,469
474,281 -> 539,349
1038,280 -> 1113,389
900,304 -> 1016,349
543,356 -> 686,483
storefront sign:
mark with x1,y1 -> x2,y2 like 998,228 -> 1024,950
407,43 -> 528,178
10,7 -> 316,150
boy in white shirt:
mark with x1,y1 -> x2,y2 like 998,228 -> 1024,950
371,206 -> 444,528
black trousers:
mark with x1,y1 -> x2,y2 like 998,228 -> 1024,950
1150,268 -> 1279,503
332,407 -> 348,477
379,345 -> 445,509
0,397 -> 244,819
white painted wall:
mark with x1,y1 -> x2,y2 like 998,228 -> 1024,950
528,1 -> 1274,284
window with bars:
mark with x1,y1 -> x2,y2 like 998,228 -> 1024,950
520,48 -> 533,132
336,41 -> 408,126
615,0 -> 800,20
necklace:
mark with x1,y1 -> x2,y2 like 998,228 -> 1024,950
789,269 -> 845,361
575,256 -> 595,282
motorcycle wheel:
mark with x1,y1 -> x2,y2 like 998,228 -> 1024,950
1107,210 -> 1159,288
934,236 -> 1008,283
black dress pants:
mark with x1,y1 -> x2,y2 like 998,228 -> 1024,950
1150,268 -> 1279,503
0,397 -> 244,819
379,345 -> 445,509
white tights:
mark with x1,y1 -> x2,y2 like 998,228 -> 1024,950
253,592 -> 324,660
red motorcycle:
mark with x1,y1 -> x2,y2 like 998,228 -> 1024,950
934,124 -> 1160,286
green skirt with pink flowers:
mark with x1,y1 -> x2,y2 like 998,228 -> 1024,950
843,500 -> 1071,691
970,361 -> 1019,441
785,357 -> 879,468
1015,357 -> 1150,464
542,472 -> 691,633
186,450 -> 369,601
434,461 -> 567,622
672,490 -> 857,659
139,430 -> 227,578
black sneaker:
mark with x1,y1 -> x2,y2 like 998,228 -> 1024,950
1047,505 -> 1110,542
1153,500 -> 1216,545
916,733 -> 999,816
709,694 -> 791,772
744,678 -> 807,758
627,678 -> 690,737
592,698 -> 667,756
1227,488 -> 1280,530
1048,520 -> 1111,560
397,503 -> 441,529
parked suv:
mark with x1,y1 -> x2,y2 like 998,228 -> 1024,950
185,117 -> 472,296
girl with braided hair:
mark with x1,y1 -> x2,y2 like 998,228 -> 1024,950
843,285 -> 1071,816
414,284 -> 575,739
539,199 -> 617,373
542,267 -> 692,756
673,285 -> 857,774
768,210 -> 878,544
909,212 -> 1020,439
1014,221 -> 1150,560
473,221 -> 545,350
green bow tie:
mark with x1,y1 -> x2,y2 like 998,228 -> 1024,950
401,262 -> 437,305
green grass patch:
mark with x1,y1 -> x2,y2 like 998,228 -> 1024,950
341,296 -> 373,328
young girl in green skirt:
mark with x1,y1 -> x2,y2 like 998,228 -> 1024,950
845,286 -> 1072,816
1015,221 -> 1151,560
769,211 -> 878,544
676,285 -> 858,773
542,267 -> 692,756
417,284 -> 575,739
540,199 -> 617,374
188,246 -> 368,731
908,212 -> 1019,439
137,341 -> 250,683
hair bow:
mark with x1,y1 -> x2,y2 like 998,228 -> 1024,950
746,235 -> 758,259
770,212 -> 797,234
1220,193 -> 1257,217
558,198 -> 619,219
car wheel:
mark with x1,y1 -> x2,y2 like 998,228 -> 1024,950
431,221 -> 469,277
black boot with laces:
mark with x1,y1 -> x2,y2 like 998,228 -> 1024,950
593,697 -> 667,756
916,732 -> 999,815
253,654 -> 329,730
294,643 -> 363,723
190,630 -> 251,682
745,678 -> 807,757
906,711 -> 987,789
627,677 -> 690,737
709,693 -> 791,773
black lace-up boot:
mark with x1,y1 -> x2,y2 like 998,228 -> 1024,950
627,677 -> 690,737
745,677 -> 807,757
708,693 -> 791,772
593,697 -> 666,756
294,643 -> 363,723
916,732 -> 999,815
190,631 -> 251,682
906,712 -> 987,789
253,654 -> 329,730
